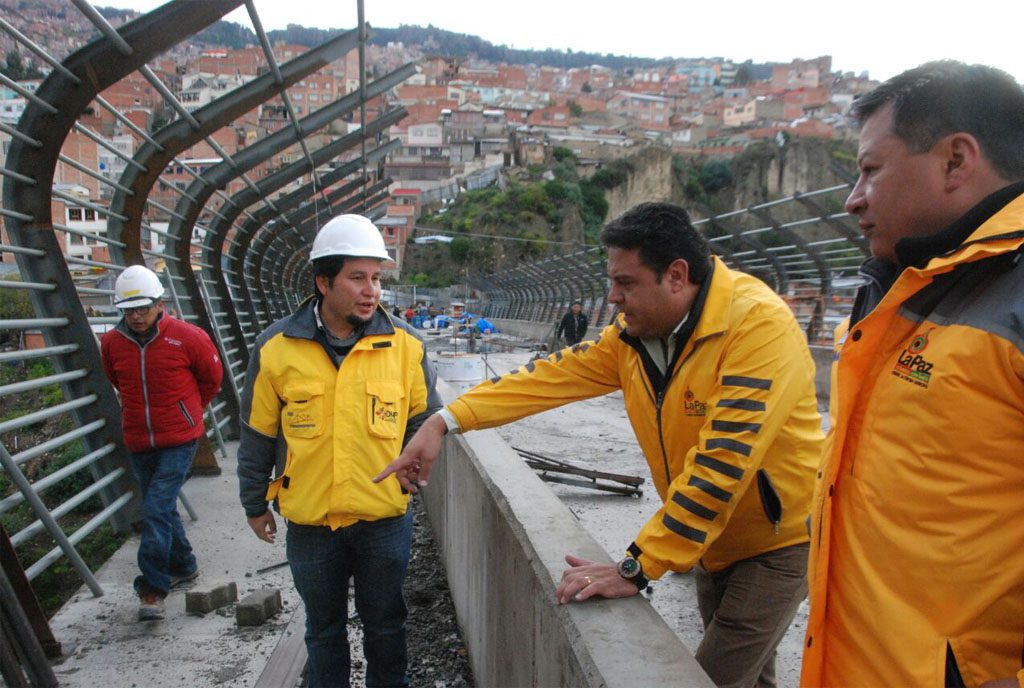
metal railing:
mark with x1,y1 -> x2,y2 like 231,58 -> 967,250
0,2 -> 406,679
470,183 -> 864,341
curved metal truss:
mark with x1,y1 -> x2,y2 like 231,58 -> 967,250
0,1 -> 408,644
471,183 -> 867,338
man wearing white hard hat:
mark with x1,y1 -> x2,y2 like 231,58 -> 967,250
237,214 -> 442,687
100,264 -> 223,621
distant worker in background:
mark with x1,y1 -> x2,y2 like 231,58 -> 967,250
404,305 -> 415,322
237,214 -> 442,687
556,299 -> 589,346
100,265 -> 223,622
801,61 -> 1024,688
378,202 -> 824,688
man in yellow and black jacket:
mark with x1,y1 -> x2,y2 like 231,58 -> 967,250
801,62 -> 1024,688
377,202 -> 824,688
238,215 -> 441,688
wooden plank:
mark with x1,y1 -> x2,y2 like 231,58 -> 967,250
254,605 -> 307,688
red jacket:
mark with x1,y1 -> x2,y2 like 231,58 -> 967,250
101,313 -> 223,452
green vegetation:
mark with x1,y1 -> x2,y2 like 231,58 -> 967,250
0,286 -> 34,349
673,156 -> 734,207
1,50 -> 44,81
0,356 -> 127,617
410,149 -> 611,286
589,159 -> 634,190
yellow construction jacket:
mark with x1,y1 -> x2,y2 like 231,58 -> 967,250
802,187 -> 1024,687
237,302 -> 440,528
449,258 -> 823,576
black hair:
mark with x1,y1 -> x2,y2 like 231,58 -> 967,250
311,256 -> 347,301
600,202 -> 711,283
851,61 -> 1024,181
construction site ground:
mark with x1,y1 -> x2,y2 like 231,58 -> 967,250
44,340 -> 810,687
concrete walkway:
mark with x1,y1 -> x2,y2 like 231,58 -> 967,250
47,442 -> 305,687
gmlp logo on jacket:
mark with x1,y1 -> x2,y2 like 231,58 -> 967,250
683,389 -> 707,416
371,396 -> 399,427
891,329 -> 935,388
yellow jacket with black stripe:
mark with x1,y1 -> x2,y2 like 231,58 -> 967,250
448,257 -> 823,577
237,301 -> 441,528
802,185 -> 1024,688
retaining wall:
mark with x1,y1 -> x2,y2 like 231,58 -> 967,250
420,381 -> 713,687
491,317 -> 555,344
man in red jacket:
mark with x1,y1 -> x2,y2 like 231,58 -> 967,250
100,265 -> 223,621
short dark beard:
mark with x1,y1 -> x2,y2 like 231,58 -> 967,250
345,312 -> 372,332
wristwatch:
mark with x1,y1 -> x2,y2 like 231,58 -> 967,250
616,556 -> 649,591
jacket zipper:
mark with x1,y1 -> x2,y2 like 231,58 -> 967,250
655,390 -> 670,486
139,346 -> 156,448
115,327 -> 158,448
623,328 -> 716,493
816,482 -> 827,551
177,400 -> 196,428
654,344 -> 702,489
756,468 -> 782,534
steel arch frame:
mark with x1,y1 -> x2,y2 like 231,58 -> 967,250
1,0 -> 244,536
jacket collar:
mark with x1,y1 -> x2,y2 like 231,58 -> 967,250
114,309 -> 168,344
690,256 -> 731,341
848,185 -> 1024,324
283,296 -> 395,342
850,258 -> 899,327
897,182 -> 1024,271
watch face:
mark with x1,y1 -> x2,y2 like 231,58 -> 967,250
618,557 -> 640,578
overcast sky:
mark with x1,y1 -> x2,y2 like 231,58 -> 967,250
99,0 -> 1023,83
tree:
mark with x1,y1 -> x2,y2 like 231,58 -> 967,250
567,100 -> 583,118
699,160 -> 733,194
734,62 -> 755,86
449,237 -> 471,263
552,146 -> 576,163
2,50 -> 42,81
581,82 -> 593,93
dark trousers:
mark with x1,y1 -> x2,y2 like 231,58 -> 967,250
287,511 -> 413,688
694,542 -> 809,688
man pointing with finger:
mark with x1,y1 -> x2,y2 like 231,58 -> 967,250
237,214 -> 441,688
377,202 -> 823,687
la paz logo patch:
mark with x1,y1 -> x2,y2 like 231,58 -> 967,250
683,388 -> 707,416
891,329 -> 935,388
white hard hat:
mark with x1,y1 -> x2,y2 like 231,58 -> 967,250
114,265 -> 165,309
309,214 -> 389,262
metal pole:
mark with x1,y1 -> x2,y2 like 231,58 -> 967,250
0,445 -> 103,597
195,277 -> 232,458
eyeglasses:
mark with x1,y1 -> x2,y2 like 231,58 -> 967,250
123,305 -> 154,316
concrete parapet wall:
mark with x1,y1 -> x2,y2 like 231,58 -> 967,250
809,345 -> 833,404
420,382 -> 713,687
490,317 -> 554,343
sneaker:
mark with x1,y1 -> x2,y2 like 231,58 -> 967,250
138,592 -> 165,621
169,568 -> 199,589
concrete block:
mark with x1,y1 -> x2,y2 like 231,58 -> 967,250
185,581 -> 238,615
236,588 -> 282,626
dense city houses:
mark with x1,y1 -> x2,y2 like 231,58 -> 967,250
0,1 -> 879,288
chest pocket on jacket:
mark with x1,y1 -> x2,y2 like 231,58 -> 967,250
282,380 -> 326,439
366,379 -> 404,439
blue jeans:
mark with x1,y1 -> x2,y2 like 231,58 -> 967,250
130,440 -> 197,596
287,511 -> 412,688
